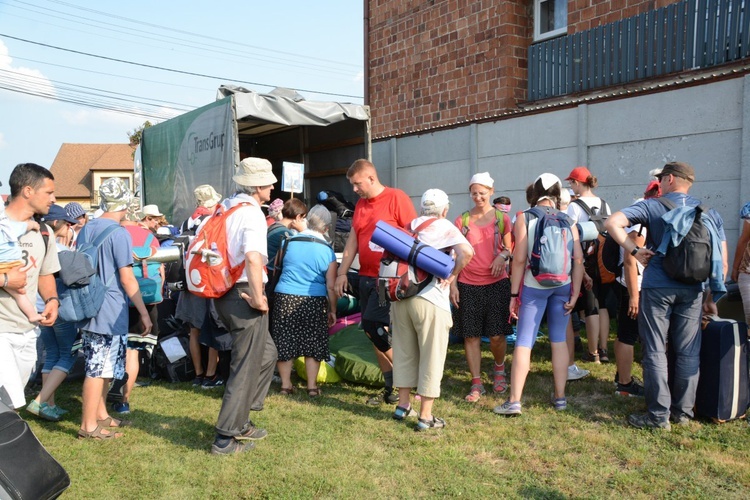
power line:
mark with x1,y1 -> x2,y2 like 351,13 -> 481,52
3,4 -> 358,78
9,55 -> 213,93
0,68 -> 194,110
0,84 -> 176,120
42,0 -> 360,69
0,33 -> 364,100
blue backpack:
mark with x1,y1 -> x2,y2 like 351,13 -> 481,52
56,224 -> 120,323
130,232 -> 163,305
525,207 -> 574,287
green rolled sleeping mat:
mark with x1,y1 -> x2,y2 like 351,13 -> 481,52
329,324 -> 384,387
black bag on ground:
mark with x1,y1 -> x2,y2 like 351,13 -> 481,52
695,316 -> 750,422
152,333 -> 195,383
0,399 -> 70,499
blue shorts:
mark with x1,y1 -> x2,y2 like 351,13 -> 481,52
515,284 -> 571,349
81,330 -> 126,379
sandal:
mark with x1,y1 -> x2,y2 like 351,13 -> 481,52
415,416 -> 446,432
464,383 -> 486,403
307,387 -> 321,398
98,416 -> 132,428
493,365 -> 508,394
279,386 -> 295,395
78,425 -> 124,440
392,405 -> 418,421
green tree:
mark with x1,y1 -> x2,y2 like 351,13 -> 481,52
128,120 -> 152,159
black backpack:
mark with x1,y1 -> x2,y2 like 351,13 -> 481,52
656,198 -> 712,285
572,198 -> 621,283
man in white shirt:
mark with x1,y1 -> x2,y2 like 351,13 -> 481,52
210,157 -> 278,455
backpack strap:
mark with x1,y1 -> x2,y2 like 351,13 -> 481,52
571,198 -> 595,218
79,224 -> 121,288
493,209 -> 505,256
411,217 -> 437,235
656,197 -> 677,211
460,211 -> 470,236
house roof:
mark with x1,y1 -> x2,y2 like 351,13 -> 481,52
49,143 -> 135,198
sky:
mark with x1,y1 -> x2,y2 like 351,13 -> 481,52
0,0 -> 364,194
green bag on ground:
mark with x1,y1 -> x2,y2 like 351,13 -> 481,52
329,325 -> 384,387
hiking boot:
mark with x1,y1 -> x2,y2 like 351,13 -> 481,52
670,413 -> 690,425
202,375 -> 225,389
236,421 -> 268,441
615,376 -> 645,397
582,351 -> 600,364
26,400 -> 61,422
493,400 -> 522,416
112,402 -> 131,414
598,348 -> 610,363
567,364 -> 590,381
210,437 -> 255,455
366,389 -> 398,406
627,413 -> 671,431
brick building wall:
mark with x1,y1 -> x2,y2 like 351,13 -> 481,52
368,0 -> 531,139
368,0 -> 684,139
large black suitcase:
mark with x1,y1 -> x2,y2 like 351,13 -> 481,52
0,398 -> 70,499
695,316 -> 750,422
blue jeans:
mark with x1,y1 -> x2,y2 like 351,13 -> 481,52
39,320 -> 78,374
638,287 -> 703,423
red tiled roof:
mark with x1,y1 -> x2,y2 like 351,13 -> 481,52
49,143 -> 135,198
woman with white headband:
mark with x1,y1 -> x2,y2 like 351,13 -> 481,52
495,173 -> 584,416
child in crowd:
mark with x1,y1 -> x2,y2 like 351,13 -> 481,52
0,204 -> 44,322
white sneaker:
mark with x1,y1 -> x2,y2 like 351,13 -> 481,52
567,364 -> 590,381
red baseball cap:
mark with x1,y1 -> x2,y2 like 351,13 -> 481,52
565,166 -> 592,183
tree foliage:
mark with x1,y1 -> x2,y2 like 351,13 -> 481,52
128,120 -> 153,147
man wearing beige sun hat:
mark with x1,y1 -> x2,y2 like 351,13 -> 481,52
207,157 -> 278,455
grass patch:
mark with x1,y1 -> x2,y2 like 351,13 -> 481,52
26,337 -> 750,498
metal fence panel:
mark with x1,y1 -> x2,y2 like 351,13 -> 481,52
528,0 -> 750,101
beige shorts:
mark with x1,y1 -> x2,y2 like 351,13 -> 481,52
391,297 -> 452,399
0,260 -> 24,272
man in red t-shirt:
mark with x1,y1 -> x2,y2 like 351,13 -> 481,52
335,159 -> 417,405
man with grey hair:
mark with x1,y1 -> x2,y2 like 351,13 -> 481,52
391,189 -> 473,430
210,157 -> 278,455
78,178 -> 152,439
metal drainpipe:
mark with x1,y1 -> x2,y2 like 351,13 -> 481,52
363,0 -> 369,107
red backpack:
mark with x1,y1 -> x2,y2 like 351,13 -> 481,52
185,203 -> 250,298
376,218 -> 437,303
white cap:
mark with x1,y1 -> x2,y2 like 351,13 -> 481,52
469,172 -> 494,188
421,189 -> 450,210
535,173 -> 562,191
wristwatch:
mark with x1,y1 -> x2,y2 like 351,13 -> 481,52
630,246 -> 640,256
45,297 -> 61,306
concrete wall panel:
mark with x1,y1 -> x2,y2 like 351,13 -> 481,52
588,80 -> 743,145
478,108 -> 579,157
